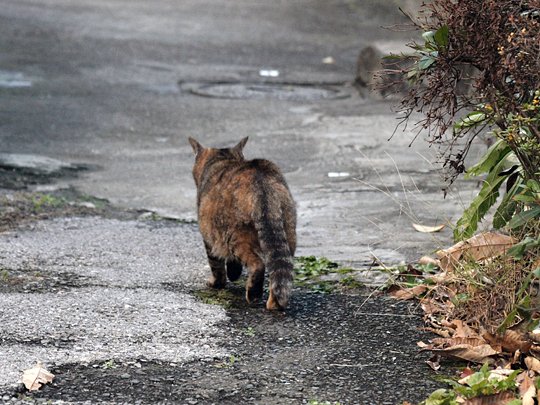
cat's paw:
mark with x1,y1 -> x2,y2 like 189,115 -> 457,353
207,276 -> 226,289
266,291 -> 286,311
245,288 -> 263,305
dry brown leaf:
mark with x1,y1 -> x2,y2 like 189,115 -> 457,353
510,349 -> 522,368
424,337 -> 499,363
463,391 -> 516,405
529,328 -> 540,343
518,371 -> 536,405
389,284 -> 428,300
451,320 -> 478,338
436,232 -> 516,272
459,367 -> 475,379
465,232 -> 516,260
533,257 -> 540,270
418,256 -> 440,266
436,244 -> 464,272
431,336 -> 487,347
483,329 -> 532,354
429,344 -> 498,363
490,368 -> 516,377
529,345 -> 540,356
412,223 -> 446,233
421,326 -> 452,338
426,354 -> 441,371
420,299 -> 449,316
426,270 -> 458,285
525,356 -> 540,373
21,362 -> 54,391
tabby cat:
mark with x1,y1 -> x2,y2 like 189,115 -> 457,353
188,137 -> 296,310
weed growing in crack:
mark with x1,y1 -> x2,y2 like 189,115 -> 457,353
339,275 -> 364,289
31,194 -> 66,212
243,327 -> 256,337
214,355 -> 238,369
294,256 -> 364,293
101,359 -> 117,370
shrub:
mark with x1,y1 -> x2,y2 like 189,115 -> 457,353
384,0 -> 540,241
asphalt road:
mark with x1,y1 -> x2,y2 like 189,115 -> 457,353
0,1 -> 481,403
0,0 -> 481,264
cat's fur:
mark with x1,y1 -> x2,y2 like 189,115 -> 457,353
188,137 -> 296,310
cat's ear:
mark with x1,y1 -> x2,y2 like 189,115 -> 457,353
233,137 -> 249,154
188,137 -> 203,155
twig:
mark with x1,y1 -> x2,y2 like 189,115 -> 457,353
328,363 -> 375,368
354,312 -> 416,317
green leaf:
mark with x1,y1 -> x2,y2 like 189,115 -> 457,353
455,155 -> 512,240
382,53 -> 403,61
418,55 -> 436,70
466,139 -> 511,178
507,236 -> 540,259
533,267 -> 540,279
422,30 -> 435,45
434,25 -> 449,48
508,205 -> 540,229
499,307 -> 518,332
514,194 -> 537,203
493,174 -> 523,229
423,389 -> 458,405
454,111 -> 488,132
526,179 -> 540,193
407,69 -> 420,80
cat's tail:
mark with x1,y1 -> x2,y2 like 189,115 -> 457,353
254,192 -> 294,311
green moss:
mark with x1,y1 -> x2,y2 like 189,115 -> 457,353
339,276 -> 364,289
193,289 -> 240,309
76,194 -> 109,209
337,267 -> 355,275
31,194 -> 67,212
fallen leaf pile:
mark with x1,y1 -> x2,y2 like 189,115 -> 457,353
21,362 -> 54,391
390,231 -> 540,403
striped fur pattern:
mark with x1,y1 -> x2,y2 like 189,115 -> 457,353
189,137 -> 296,310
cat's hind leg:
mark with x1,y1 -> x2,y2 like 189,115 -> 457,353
245,261 -> 265,304
204,243 -> 226,288
235,243 -> 265,304
226,259 -> 243,281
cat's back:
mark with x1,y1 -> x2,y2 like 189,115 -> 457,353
202,158 -> 288,195
199,157 -> 293,222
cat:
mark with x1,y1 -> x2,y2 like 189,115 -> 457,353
188,136 -> 296,310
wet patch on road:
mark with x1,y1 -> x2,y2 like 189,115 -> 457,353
7,291 -> 442,405
0,154 -> 91,191
0,165 -> 84,191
